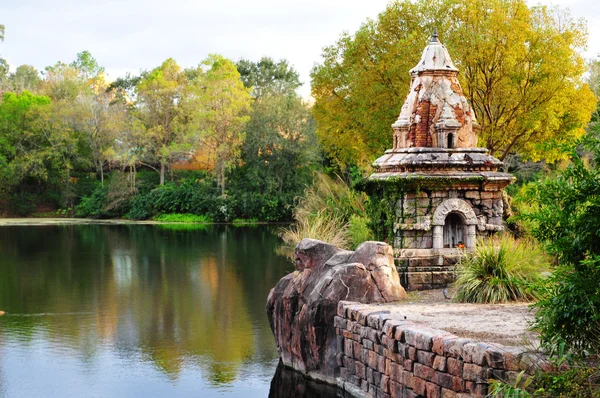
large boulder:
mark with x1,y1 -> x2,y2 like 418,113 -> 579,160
266,239 -> 408,384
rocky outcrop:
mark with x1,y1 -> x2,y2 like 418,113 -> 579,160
266,239 -> 408,384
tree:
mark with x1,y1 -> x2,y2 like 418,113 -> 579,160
42,62 -> 89,101
588,58 -> 600,125
70,50 -> 105,81
311,0 -> 596,170
237,57 -> 301,98
232,57 -> 320,218
0,24 -> 8,94
194,55 -> 251,195
10,65 -> 41,93
0,91 -> 83,210
134,58 -> 196,185
72,83 -> 126,184
0,91 -> 52,182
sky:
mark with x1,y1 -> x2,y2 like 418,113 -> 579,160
0,0 -> 599,98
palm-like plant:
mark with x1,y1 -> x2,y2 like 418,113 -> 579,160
454,235 -> 549,304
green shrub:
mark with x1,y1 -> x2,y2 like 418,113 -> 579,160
530,361 -> 600,397
153,213 -> 211,223
75,185 -> 109,218
8,191 -> 37,216
348,215 -> 373,249
125,193 -> 154,220
75,173 -> 134,218
534,257 -> 600,353
454,235 -> 549,304
232,218 -> 259,225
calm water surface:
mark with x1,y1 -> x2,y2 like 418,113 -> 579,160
0,224 -> 333,397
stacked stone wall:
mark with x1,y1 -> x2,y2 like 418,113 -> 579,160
335,302 -> 546,398
394,189 -> 504,290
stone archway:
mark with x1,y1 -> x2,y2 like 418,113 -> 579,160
432,198 -> 477,251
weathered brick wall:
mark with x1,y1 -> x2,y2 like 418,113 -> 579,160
334,302 -> 546,398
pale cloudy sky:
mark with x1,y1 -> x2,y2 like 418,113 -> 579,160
0,0 -> 598,98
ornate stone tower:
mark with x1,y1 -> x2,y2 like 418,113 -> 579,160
369,30 -> 514,290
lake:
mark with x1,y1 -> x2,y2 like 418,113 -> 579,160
0,223 -> 340,397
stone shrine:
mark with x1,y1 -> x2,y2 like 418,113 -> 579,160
369,30 -> 514,290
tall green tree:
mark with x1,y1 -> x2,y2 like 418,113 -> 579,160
195,54 -> 251,195
233,57 -> 320,218
237,58 -> 301,98
0,90 -> 82,207
311,0 -> 596,170
70,50 -> 105,80
135,58 -> 196,185
0,91 -> 52,183
10,65 -> 41,93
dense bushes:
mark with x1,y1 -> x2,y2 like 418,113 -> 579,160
74,170 -> 299,222
454,235 -> 548,304
520,138 -> 600,354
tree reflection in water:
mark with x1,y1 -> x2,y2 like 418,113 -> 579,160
0,224 -> 296,395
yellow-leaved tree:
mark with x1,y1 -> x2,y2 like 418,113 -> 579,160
311,0 -> 597,169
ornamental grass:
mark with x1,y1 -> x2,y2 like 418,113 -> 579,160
279,173 -> 372,254
454,235 -> 549,304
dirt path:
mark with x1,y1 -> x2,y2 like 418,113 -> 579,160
373,288 -> 539,347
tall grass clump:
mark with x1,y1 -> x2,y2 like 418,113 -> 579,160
280,210 -> 350,249
279,173 -> 370,251
454,235 -> 549,304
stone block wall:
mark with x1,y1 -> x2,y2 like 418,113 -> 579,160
334,302 -> 546,398
394,189 -> 504,251
395,257 -> 459,291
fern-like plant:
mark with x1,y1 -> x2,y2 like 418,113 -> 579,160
454,235 -> 549,304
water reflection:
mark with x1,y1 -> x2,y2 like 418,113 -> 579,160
0,224 -> 295,397
269,362 -> 348,398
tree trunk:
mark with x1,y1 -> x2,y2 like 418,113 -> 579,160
160,163 -> 165,185
221,164 -> 225,196
99,161 -> 104,185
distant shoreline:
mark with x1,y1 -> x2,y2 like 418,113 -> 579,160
0,218 -> 283,226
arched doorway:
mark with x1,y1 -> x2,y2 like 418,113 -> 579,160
432,198 -> 478,252
443,212 -> 464,248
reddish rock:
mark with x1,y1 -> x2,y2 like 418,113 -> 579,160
426,381 -> 442,398
413,377 -> 427,396
446,357 -> 463,377
266,239 -> 408,384
433,355 -> 447,371
463,363 -> 484,382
